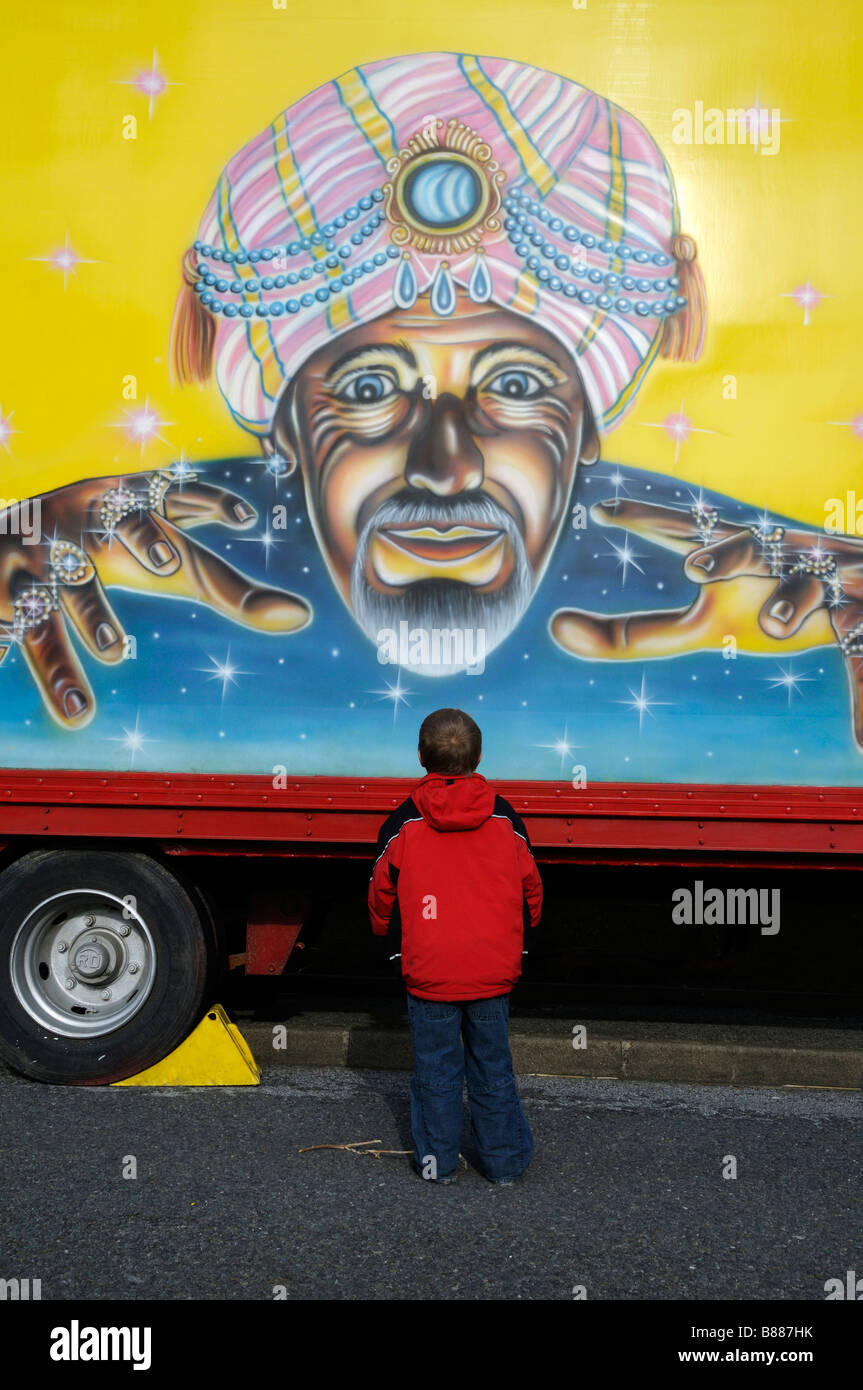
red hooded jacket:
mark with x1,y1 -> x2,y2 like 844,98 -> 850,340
368,772 -> 543,1000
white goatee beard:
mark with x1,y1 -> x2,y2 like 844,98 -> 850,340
350,493 -> 534,676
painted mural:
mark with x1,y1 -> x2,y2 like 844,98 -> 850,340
1,5 -> 862,784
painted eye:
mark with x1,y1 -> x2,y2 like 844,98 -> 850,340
485,370 -> 544,399
340,372 -> 397,404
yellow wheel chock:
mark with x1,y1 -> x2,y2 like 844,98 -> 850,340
112,1003 -> 260,1086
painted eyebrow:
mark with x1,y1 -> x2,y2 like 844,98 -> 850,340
325,342 -> 417,381
471,341 -> 564,372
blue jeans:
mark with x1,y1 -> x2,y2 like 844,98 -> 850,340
406,991 -> 534,1183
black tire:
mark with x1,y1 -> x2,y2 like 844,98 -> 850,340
0,850 -> 210,1084
189,879 -> 227,1003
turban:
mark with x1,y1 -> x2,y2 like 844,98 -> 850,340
172,53 -> 705,437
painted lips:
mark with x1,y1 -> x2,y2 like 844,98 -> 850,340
369,522 -> 509,586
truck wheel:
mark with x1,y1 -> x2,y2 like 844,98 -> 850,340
0,850 -> 210,1084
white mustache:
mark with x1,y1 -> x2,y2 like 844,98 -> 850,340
366,493 -> 517,530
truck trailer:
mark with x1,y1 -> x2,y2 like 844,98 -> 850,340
2,21 -> 862,1083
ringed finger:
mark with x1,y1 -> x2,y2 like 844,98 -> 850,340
59,571 -> 127,663
758,572 -> 826,639
113,509 -> 181,576
842,652 -> 863,749
162,480 -> 258,531
19,608 -> 96,728
591,498 -> 740,554
684,530 -> 769,583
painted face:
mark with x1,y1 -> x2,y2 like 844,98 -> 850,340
271,292 -> 599,671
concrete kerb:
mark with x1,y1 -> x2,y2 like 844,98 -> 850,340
245,1014 -> 863,1090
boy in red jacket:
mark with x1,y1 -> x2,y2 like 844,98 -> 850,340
368,708 -> 543,1185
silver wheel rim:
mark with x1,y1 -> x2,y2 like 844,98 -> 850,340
10,889 -> 157,1038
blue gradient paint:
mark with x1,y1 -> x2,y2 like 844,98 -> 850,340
0,460 -> 856,785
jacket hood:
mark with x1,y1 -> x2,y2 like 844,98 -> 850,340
412,772 -> 496,832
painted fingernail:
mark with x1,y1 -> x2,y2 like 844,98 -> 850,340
95,622 -> 118,650
769,599 -> 794,624
233,502 -> 255,522
148,541 -> 174,567
63,688 -> 88,718
690,553 -> 714,571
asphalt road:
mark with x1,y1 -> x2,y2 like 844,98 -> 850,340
0,1064 -> 860,1301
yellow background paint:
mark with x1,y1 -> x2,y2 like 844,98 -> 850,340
1,0 -> 859,530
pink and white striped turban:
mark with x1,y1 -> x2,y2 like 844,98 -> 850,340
173,53 -> 705,437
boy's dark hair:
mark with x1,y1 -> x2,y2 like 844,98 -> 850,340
418,708 -> 482,775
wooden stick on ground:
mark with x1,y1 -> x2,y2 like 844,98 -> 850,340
299,1138 -> 413,1158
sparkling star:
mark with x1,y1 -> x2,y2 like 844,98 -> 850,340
168,451 -> 196,486
616,672 -> 674,732
28,230 -> 98,291
605,536 -> 645,587
605,469 -> 631,500
828,414 -> 863,441
249,453 -> 294,492
108,396 -> 174,457
783,281 -> 829,326
108,712 -> 156,768
371,676 -> 412,724
538,722 -> 581,773
640,401 -> 717,465
0,406 -> 18,454
748,505 -> 782,540
733,95 -> 790,150
116,50 -> 179,119
198,648 -> 252,701
238,523 -> 283,571
763,663 -> 814,705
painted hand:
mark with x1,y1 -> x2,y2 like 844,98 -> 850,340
550,496 -> 863,745
0,468 -> 311,728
